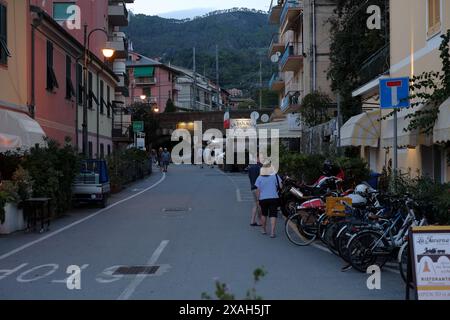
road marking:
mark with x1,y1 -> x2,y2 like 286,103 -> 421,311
117,240 -> 169,300
0,173 -> 167,262
236,189 -> 242,202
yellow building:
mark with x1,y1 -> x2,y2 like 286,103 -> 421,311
344,0 -> 450,183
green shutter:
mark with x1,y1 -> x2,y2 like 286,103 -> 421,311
134,66 -> 155,78
53,3 -> 75,21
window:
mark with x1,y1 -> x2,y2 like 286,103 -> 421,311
88,141 -> 93,159
143,87 -> 151,97
107,145 -> 111,156
427,0 -> 441,37
65,56 -> 75,99
53,2 -> 76,21
76,64 -> 83,105
88,71 -> 93,109
46,41 -> 58,91
107,86 -> 111,117
100,80 -> 104,114
100,144 -> 105,159
0,4 -> 10,65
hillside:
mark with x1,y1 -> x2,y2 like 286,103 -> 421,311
126,9 -> 276,95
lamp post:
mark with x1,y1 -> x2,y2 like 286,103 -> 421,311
82,24 -> 115,158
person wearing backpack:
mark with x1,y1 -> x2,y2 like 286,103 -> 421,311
254,159 -> 282,238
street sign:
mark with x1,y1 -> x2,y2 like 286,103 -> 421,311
133,121 -> 144,132
380,77 -> 410,109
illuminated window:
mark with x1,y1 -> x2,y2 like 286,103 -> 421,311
427,0 -> 441,37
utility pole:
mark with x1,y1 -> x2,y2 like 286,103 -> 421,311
216,45 -> 220,110
193,47 -> 197,110
259,59 -> 263,110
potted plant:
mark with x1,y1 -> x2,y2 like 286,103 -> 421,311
0,167 -> 32,235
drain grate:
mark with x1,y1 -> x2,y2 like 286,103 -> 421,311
162,207 -> 190,213
113,266 -> 160,275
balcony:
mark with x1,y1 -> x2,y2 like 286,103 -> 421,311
268,34 -> 285,57
268,1 -> 283,25
280,0 -> 302,32
358,44 -> 390,87
112,105 -> 132,143
108,2 -> 129,27
269,73 -> 285,91
108,32 -> 127,59
280,43 -> 304,72
116,73 -> 129,97
281,91 -> 302,113
135,77 -> 156,86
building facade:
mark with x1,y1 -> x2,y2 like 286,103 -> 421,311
268,0 -> 336,116
344,0 -> 450,183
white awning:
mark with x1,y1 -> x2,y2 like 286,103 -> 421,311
340,110 -> 381,148
257,120 -> 302,138
0,109 -> 46,153
381,106 -> 432,148
434,97 -> 450,143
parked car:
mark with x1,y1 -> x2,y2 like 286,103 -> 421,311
72,160 -> 110,208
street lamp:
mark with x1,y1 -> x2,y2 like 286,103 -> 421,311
82,25 -> 115,158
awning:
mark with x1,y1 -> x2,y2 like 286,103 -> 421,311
256,120 -> 302,138
340,110 -> 381,148
433,97 -> 450,143
0,109 -> 46,153
381,106 -> 432,148
134,66 -> 155,78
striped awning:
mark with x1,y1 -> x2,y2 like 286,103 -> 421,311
381,105 -> 433,148
340,110 -> 381,148
433,97 -> 450,143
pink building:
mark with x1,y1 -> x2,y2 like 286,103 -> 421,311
26,0 -> 133,157
127,52 -> 180,113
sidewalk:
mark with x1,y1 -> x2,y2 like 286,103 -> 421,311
0,168 -> 165,256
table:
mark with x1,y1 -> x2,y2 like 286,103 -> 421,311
23,198 -> 52,233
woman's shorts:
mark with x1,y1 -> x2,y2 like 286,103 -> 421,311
259,198 -> 280,218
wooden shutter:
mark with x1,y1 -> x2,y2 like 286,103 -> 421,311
428,0 -> 441,36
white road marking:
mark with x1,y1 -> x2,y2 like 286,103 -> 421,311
236,189 -> 242,202
117,240 -> 169,300
0,173 -> 166,262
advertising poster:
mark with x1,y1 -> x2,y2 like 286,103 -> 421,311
411,226 -> 450,300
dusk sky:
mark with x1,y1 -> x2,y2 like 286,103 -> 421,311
128,0 -> 271,17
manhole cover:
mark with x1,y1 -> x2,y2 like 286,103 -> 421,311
113,266 -> 160,275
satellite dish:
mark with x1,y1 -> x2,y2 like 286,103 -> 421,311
271,53 -> 280,63
251,111 -> 260,121
261,114 -> 270,123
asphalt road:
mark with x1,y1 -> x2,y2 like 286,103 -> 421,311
0,165 -> 405,300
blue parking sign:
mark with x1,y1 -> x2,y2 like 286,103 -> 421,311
379,77 -> 410,109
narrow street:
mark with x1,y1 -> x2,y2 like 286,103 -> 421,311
0,165 -> 404,300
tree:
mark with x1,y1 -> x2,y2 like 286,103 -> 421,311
328,0 -> 389,121
165,98 -> 176,113
299,91 -> 332,127
130,102 -> 160,147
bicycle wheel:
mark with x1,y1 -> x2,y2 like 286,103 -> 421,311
337,225 -> 353,262
348,230 -> 388,273
322,220 -> 341,256
285,210 -> 318,246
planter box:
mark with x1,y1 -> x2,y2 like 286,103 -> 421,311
0,203 -> 25,235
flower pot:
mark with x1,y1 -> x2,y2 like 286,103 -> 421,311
0,203 -> 25,235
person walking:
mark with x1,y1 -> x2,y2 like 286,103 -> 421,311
157,147 -> 163,169
248,157 -> 262,227
161,148 -> 171,173
254,159 -> 282,238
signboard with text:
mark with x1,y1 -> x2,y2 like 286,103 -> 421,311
380,77 -> 410,109
410,226 -> 450,300
133,121 -> 144,132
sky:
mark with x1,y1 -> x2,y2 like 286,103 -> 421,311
127,0 -> 271,18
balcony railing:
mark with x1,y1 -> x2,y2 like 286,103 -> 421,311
269,73 -> 285,91
281,91 -> 302,112
135,77 -> 156,86
280,42 -> 303,72
280,0 -> 302,26
358,44 -> 390,86
268,33 -> 285,57
268,0 -> 283,24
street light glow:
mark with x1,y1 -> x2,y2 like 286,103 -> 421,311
102,48 -> 115,58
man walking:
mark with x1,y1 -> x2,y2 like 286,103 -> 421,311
248,156 -> 262,227
161,148 -> 171,173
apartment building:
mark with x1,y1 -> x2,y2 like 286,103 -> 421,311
268,0 -> 335,116
0,0 -> 134,158
345,0 -> 450,183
